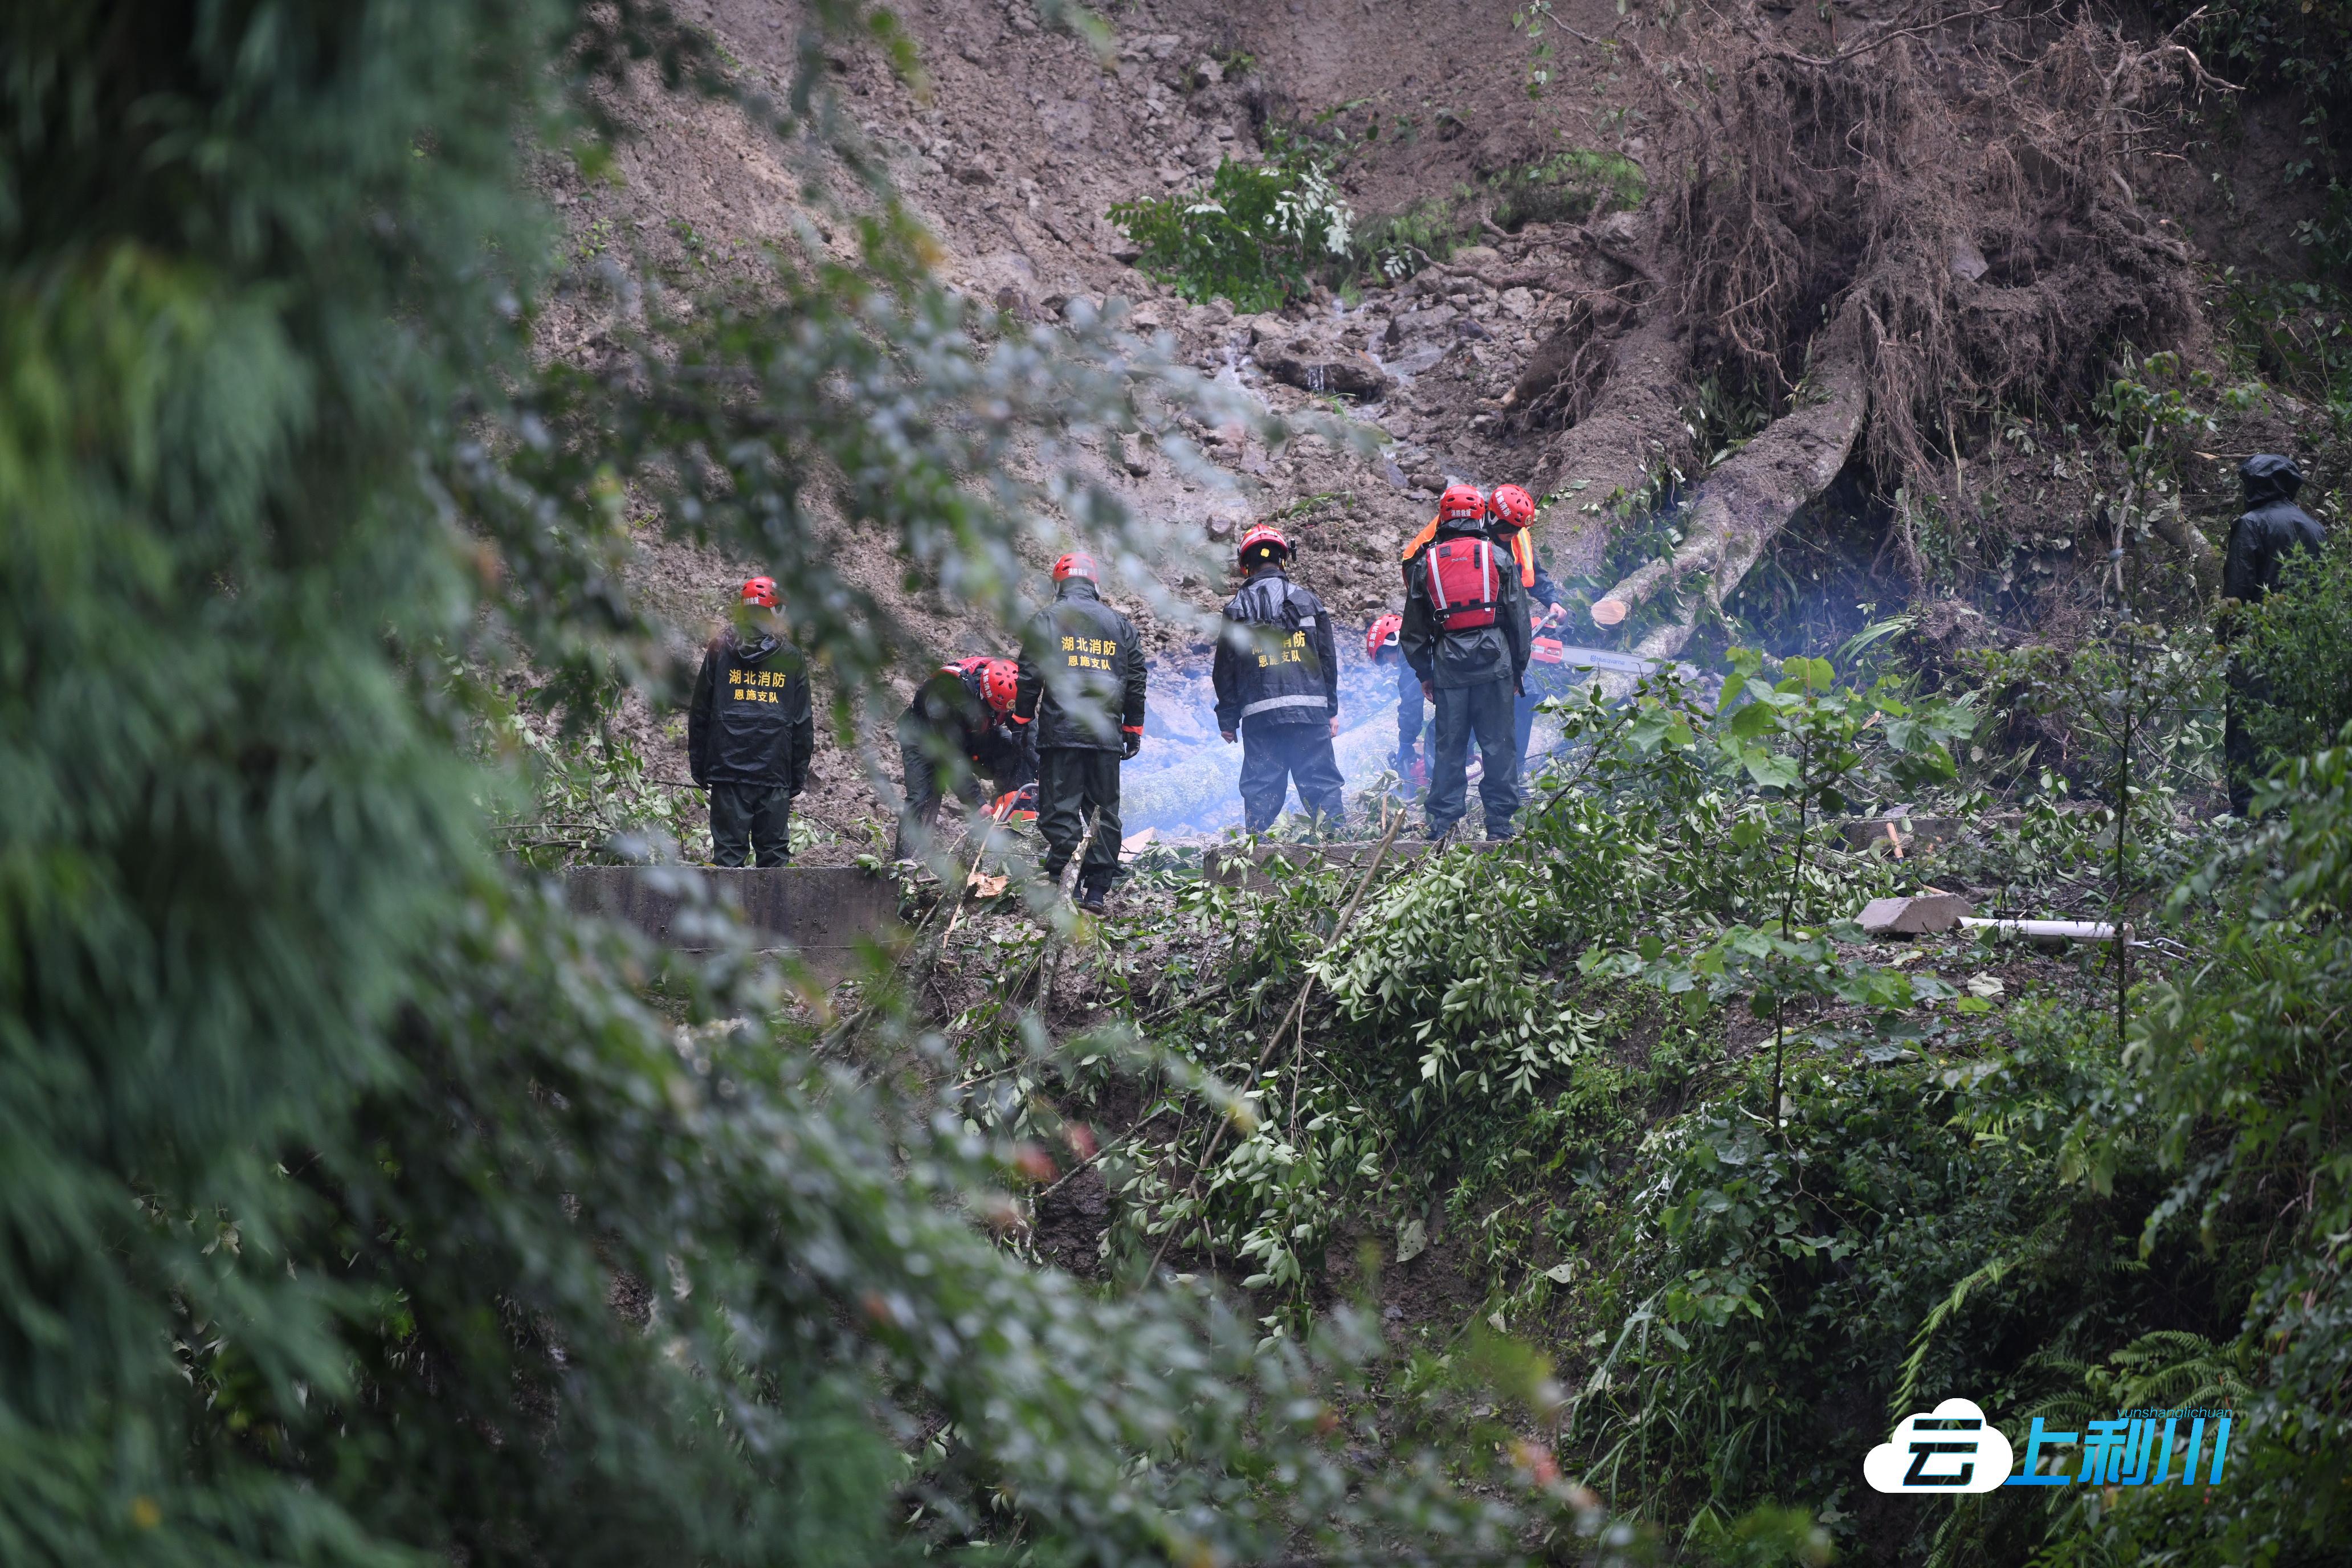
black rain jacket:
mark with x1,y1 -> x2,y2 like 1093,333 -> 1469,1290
898,664 -> 1038,786
2223,454 -> 2328,609
688,631 -> 815,790
1400,523 -> 1532,691
1014,579 -> 1148,752
1212,565 -> 1339,732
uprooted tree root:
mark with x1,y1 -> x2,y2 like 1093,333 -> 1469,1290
1531,6 -> 2229,654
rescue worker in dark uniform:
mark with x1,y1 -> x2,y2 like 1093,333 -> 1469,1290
1214,525 -> 1345,834
1366,612 -> 1426,791
1485,484 -> 1570,764
1014,552 -> 1148,913
1401,485 -> 1532,840
2220,453 -> 2329,815
895,656 -> 1036,858
687,575 -> 815,867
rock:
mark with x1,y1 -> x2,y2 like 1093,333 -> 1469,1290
954,162 -> 994,185
1451,244 -> 1504,270
1251,339 -> 1395,399
1498,286 -> 1535,320
1596,210 -> 1642,247
1950,236 -> 1990,282
1395,303 -> 1458,336
1856,892 -> 1975,937
1192,57 -> 1223,88
1116,433 -> 1149,476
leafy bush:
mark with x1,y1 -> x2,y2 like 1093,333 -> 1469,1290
2237,522 -> 2352,765
1109,146 -> 1355,310
1491,149 -> 1648,231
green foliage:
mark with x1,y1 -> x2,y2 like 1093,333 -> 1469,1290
1109,144 -> 1355,310
2236,524 -> 2352,765
0,2 -> 1579,1565
1490,149 -> 1647,231
2220,270 -> 2352,426
1079,640 -> 2350,1562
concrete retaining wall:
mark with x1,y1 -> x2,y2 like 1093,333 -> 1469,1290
566,865 -> 903,975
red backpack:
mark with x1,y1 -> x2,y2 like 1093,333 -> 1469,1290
1424,536 -> 1500,631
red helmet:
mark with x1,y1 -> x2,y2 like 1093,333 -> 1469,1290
1236,524 -> 1291,566
740,575 -> 779,608
1052,551 -> 1096,582
1366,612 -> 1403,660
981,658 -> 1020,713
1438,483 -> 1485,524
1489,484 -> 1536,529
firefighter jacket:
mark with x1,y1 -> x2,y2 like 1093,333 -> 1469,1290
1400,524 -> 1531,691
1014,579 -> 1148,752
898,665 -> 1038,785
2223,454 -> 2327,610
689,631 -> 815,790
1212,565 -> 1339,732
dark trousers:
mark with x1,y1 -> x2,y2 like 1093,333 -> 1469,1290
709,782 -> 793,867
1426,677 -> 1520,838
1037,748 -> 1122,891
1239,718 -> 1346,833
2224,661 -> 2267,817
896,740 -> 985,858
1394,660 -> 1426,774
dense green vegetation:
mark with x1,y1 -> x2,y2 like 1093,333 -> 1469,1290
0,4 -> 1581,1565
966,585 -> 2351,1563
1110,142 -> 1357,310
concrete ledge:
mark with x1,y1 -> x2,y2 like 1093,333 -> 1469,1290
566,865 -> 903,973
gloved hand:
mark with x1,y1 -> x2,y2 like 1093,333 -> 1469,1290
1121,730 -> 1143,760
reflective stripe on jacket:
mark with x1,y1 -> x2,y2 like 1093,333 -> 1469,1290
1212,566 -> 1339,731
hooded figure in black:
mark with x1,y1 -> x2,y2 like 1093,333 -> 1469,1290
1214,526 -> 1345,834
688,578 -> 814,866
2221,454 -> 2329,814
1013,554 -> 1147,912
1401,503 -> 1531,839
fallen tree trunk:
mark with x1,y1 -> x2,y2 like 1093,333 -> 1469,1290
1589,298 -> 1871,658
1529,304 -> 1697,580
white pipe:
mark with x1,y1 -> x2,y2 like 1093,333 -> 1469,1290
1958,917 -> 2125,943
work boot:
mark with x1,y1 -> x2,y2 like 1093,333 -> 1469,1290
1077,879 -> 1110,916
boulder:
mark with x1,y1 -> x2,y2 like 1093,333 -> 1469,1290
1251,338 -> 1394,399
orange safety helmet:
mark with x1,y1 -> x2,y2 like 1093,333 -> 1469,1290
1366,612 -> 1403,661
1236,524 -> 1292,566
1438,483 -> 1486,524
740,575 -> 780,608
1052,551 -> 1097,581
1488,484 -> 1536,529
